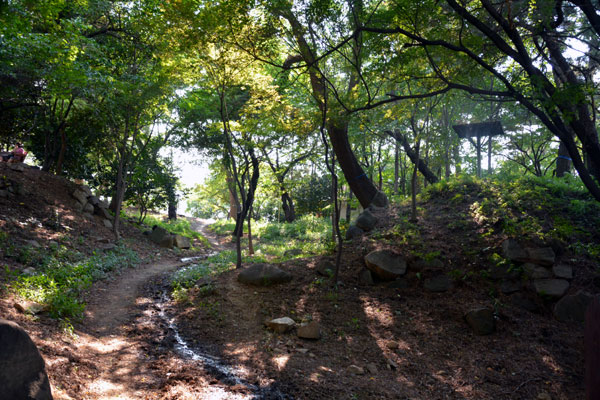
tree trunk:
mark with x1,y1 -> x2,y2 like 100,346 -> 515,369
233,149 -> 260,269
386,130 -> 439,184
555,141 -> 572,177
247,206 -> 254,255
281,191 -> 296,223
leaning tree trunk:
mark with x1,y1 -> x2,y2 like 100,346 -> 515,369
386,130 -> 439,184
233,149 -> 260,269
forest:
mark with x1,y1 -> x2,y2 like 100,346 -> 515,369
1,0 -> 600,399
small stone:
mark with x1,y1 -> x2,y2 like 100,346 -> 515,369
296,348 -> 309,354
25,240 -> 41,248
103,219 -> 113,229
13,302 -> 26,313
552,264 -> 573,280
22,267 -> 36,276
387,359 -> 398,369
534,279 -> 569,298
266,317 -> 295,333
348,365 -> 364,375
464,307 -> 495,335
83,202 -> 94,214
424,274 -> 452,292
366,363 -> 378,375
386,341 -> 399,350
297,321 -> 321,340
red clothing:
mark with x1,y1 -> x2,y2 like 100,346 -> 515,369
13,147 -> 25,156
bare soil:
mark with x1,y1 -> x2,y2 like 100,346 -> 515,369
0,164 -> 593,399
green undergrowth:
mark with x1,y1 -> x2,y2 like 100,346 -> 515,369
422,173 -> 600,260
210,215 -> 334,260
171,250 -> 237,302
6,242 -> 140,322
135,213 -> 210,248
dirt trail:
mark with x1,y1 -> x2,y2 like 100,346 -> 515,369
51,219 -> 226,400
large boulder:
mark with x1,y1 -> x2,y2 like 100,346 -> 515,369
554,291 -> 594,323
0,319 -> 53,400
238,263 -> 292,286
534,279 -> 569,298
315,259 -> 335,277
523,263 -> 552,279
71,188 -> 89,205
524,247 -> 555,267
364,250 -> 407,281
173,235 -> 191,249
345,225 -> 364,240
355,210 -> 378,231
149,226 -> 174,248
370,190 -> 389,208
552,264 -> 573,280
502,239 -> 528,262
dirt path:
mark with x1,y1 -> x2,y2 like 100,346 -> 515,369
48,218 -> 243,400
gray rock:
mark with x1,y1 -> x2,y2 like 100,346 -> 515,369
103,219 -> 113,229
355,209 -> 378,231
370,190 -> 389,208
552,264 -> 573,280
345,225 -> 364,240
553,291 -> 594,323
97,199 -> 109,209
358,269 -> 374,286
73,202 -> 84,212
410,258 -> 444,271
71,188 -> 89,205
525,247 -> 555,266
150,226 -> 174,248
173,235 -> 191,249
385,278 -> 409,289
315,259 -> 335,277
87,195 -> 100,206
348,365 -> 364,375
266,317 -> 295,333
424,274 -> 452,292
534,279 -> 569,298
7,163 -> 25,172
25,240 -> 41,248
0,189 -> 8,198
502,239 -> 528,262
238,263 -> 292,286
79,185 -> 92,196
500,280 -> 521,294
523,263 -> 552,279
297,321 -> 321,339
464,307 -> 495,335
83,202 -> 94,214
364,250 -> 407,281
366,363 -> 378,375
0,319 -> 53,400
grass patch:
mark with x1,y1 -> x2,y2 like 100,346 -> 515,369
210,215 -> 334,261
10,244 -> 140,321
135,213 -> 210,248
